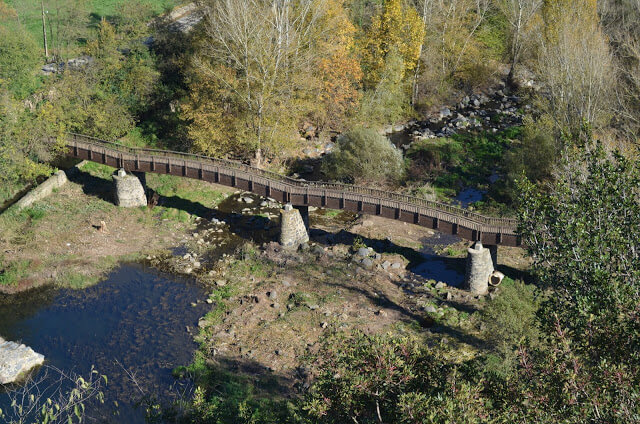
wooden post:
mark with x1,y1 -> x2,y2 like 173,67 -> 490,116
41,1 -> 49,59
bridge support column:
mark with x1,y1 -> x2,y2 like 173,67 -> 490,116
488,245 -> 498,268
112,169 -> 147,207
280,204 -> 309,250
131,171 -> 147,191
295,205 -> 310,230
464,242 -> 494,296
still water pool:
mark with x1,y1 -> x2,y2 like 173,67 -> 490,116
0,263 -> 209,423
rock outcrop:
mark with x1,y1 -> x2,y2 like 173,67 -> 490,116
0,337 -> 45,384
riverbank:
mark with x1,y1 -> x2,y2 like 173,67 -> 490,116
0,162 -> 233,294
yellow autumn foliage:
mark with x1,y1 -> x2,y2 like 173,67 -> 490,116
361,0 -> 425,88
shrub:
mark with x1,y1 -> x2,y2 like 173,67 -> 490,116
480,278 -> 542,377
406,138 -> 463,180
322,127 -> 404,184
303,331 -> 491,424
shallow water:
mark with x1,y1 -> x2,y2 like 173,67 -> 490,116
410,233 -> 466,287
0,264 -> 209,423
454,187 -> 486,208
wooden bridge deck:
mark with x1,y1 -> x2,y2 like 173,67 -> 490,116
62,133 -> 520,246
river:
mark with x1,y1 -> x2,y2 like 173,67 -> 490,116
0,264 -> 209,423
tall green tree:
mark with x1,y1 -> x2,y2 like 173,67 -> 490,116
518,142 -> 640,363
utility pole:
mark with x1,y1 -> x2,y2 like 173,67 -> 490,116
41,0 -> 49,59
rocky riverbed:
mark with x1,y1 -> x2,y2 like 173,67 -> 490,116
387,82 -> 527,150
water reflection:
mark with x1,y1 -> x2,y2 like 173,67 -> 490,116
0,264 -> 208,423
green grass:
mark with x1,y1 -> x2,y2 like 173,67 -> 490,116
444,246 -> 467,257
322,209 -> 342,218
0,259 -> 32,286
81,161 -> 115,179
148,173 -> 227,222
7,0 -> 179,45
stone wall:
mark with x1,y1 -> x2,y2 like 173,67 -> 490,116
14,161 -> 86,210
464,243 -> 494,295
280,204 -> 309,249
112,169 -> 147,207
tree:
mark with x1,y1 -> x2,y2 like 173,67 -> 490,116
536,0 -> 615,139
518,141 -> 640,364
194,0 -> 327,165
361,0 -> 425,89
321,126 -> 404,184
313,0 -> 363,130
599,0 -> 640,144
0,366 -> 107,424
0,89 -> 57,186
0,7 -> 41,98
182,64 -> 249,157
357,49 -> 409,126
411,0 -> 492,106
497,0 -> 542,84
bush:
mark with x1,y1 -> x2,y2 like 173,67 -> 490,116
303,331 -> 491,424
322,127 -> 404,184
406,138 -> 464,180
480,278 -> 542,377
502,118 -> 557,199
0,22 -> 41,98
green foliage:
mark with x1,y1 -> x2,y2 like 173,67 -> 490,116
500,118 -> 557,202
481,278 -> 542,377
6,0 -> 177,48
322,126 -> 404,184
406,137 -> 464,180
0,258 -> 31,286
351,236 -> 367,252
407,127 -> 521,199
303,331 -> 490,424
518,141 -> 640,363
0,19 -> 41,98
358,50 -> 410,126
0,366 -> 107,424
0,89 -> 58,187
190,370 -> 301,424
475,10 -> 509,62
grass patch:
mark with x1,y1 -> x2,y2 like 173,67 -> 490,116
7,0 -> 179,47
444,246 -> 467,257
407,127 -> 523,203
322,209 -> 342,218
21,205 -> 48,221
81,161 -> 115,180
0,259 -> 32,286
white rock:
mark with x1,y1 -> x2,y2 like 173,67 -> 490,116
0,337 -> 45,384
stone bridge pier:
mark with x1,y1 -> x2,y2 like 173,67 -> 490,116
280,204 -> 309,249
112,169 -> 147,207
464,242 -> 495,295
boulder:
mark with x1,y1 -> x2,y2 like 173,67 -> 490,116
361,258 -> 374,269
0,337 -> 45,384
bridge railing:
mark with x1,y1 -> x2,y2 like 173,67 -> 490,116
64,133 -> 518,232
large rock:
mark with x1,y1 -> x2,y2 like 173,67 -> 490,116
0,337 -> 45,384
112,169 -> 147,207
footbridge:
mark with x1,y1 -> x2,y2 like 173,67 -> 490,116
61,133 -> 520,247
